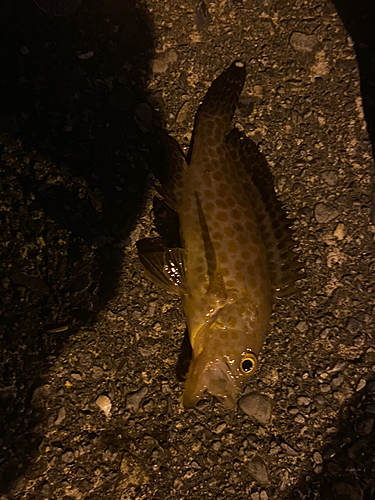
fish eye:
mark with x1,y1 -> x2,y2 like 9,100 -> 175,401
240,354 -> 257,375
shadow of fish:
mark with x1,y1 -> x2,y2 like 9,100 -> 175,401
138,61 -> 303,409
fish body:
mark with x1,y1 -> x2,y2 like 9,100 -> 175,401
138,62 -> 300,408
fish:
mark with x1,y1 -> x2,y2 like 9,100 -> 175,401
138,61 -> 302,408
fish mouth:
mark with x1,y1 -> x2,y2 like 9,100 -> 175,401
183,355 -> 238,409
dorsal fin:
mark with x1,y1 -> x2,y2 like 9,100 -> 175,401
156,136 -> 188,210
226,128 -> 303,295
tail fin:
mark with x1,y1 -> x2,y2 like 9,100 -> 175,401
193,61 -> 246,145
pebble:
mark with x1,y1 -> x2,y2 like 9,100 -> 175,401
333,223 -> 346,240
297,396 -> 311,406
215,422 -> 227,434
313,451 -> 323,464
320,384 -> 331,393
294,414 -> 305,424
260,491 -> 268,500
314,202 -> 339,223
288,406 -> 299,415
346,317 -> 362,334
355,417 -> 373,435
281,443 -> 299,457
125,387 -> 148,411
251,493 -> 260,500
248,455 -> 269,485
238,393 -> 272,426
151,49 -> 177,73
61,450 -> 75,464
356,379 -> 366,391
296,321 -> 308,333
54,407 -> 66,426
212,441 -> 221,451
321,170 -> 339,186
96,395 -> 112,417
329,361 -> 346,373
331,375 -> 344,389
290,31 -> 317,52
176,101 -> 190,123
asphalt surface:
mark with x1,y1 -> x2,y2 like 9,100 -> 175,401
1,0 -> 375,499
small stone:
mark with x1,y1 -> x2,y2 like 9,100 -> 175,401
238,393 -> 272,426
294,414 -> 305,424
314,465 -> 323,474
260,491 -> 268,500
281,443 -> 299,456
333,223 -> 346,240
152,57 -> 168,73
212,441 -> 221,451
41,483 -> 52,496
176,101 -> 190,123
296,321 -> 308,333
125,386 -> 148,411
288,406 -> 299,415
346,317 -> 362,334
54,407 -> 66,426
153,322 -> 162,332
314,203 -> 339,223
356,379 -> 366,391
290,31 -> 317,52
251,493 -> 260,500
355,418 -> 374,436
96,395 -> 112,417
313,451 -> 323,464
297,396 -> 311,406
321,170 -> 339,186
320,384 -> 331,393
248,455 -> 269,485
328,361 -> 346,373
331,375 -> 344,389
215,422 -> 227,433
20,46 -> 30,55
61,450 -> 75,464
71,372 -> 82,380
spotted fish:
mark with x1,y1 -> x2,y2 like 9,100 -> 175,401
138,61 -> 302,408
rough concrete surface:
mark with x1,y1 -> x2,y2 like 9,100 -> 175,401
1,0 -> 375,499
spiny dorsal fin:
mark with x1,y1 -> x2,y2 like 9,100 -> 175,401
156,136 -> 188,210
226,128 -> 303,294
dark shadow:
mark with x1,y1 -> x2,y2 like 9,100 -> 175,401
288,2 -> 375,498
290,379 -> 375,500
331,0 -> 375,220
0,0 -> 165,492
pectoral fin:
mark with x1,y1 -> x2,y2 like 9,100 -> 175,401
138,247 -> 187,294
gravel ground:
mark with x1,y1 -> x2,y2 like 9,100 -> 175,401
1,0 -> 375,499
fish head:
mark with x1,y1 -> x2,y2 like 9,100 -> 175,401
183,325 -> 259,408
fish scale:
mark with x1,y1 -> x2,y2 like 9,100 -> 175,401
138,61 -> 302,408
